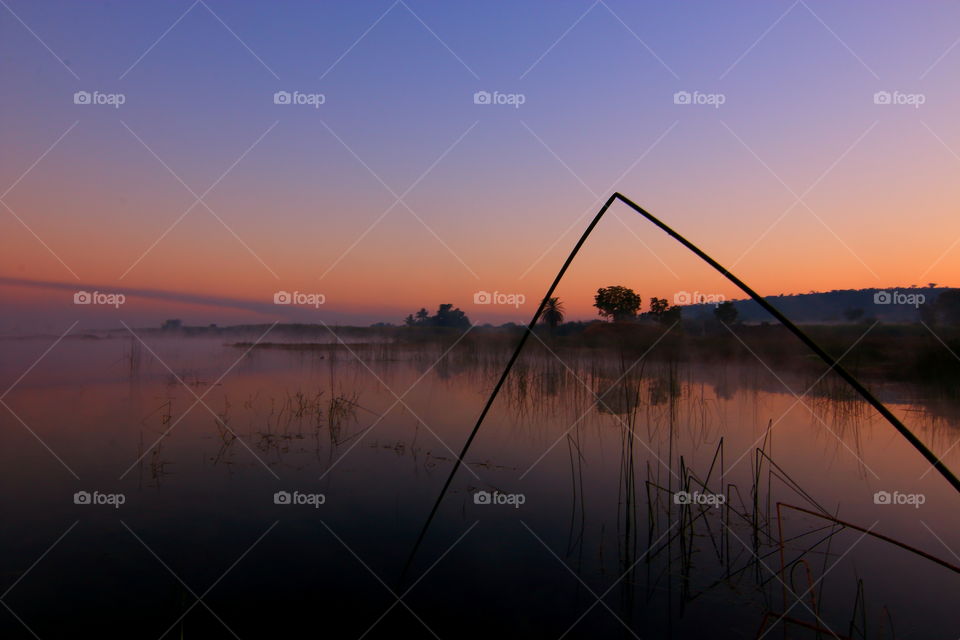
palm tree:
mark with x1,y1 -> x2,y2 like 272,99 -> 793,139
541,297 -> 565,332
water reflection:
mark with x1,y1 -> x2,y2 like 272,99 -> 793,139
1,334 -> 958,638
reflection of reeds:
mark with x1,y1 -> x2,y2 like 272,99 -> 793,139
776,502 -> 960,575
127,334 -> 955,635
129,382 -> 366,469
125,335 -> 141,377
242,388 -> 361,460
564,428 -> 586,564
464,342 -> 946,633
768,501 -> 960,639
212,396 -> 237,466
328,390 -> 360,447
634,418 -> 919,638
137,399 -> 173,487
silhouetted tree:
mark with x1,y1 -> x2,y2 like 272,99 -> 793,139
714,301 -> 738,325
594,286 -> 641,322
403,305 -> 469,328
405,308 -> 430,327
434,303 -> 470,329
645,297 -> 680,325
649,297 -> 669,317
541,297 -> 565,332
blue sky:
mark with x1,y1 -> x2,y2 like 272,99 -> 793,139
3,1 -> 960,331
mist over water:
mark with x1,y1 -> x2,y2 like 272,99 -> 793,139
2,334 -> 957,638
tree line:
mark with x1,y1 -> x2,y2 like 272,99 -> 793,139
402,284 -> 739,330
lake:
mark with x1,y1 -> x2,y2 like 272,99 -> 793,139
1,331 -> 958,638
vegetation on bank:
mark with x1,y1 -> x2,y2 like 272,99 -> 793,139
130,286 -> 960,385
389,286 -> 960,384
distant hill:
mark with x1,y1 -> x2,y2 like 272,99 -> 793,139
681,286 -> 951,324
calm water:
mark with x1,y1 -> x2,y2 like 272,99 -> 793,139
1,333 -> 958,638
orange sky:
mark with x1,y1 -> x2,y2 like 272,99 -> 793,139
2,2 -> 959,330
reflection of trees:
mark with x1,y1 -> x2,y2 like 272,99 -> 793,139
648,375 -> 681,406
596,378 -> 640,415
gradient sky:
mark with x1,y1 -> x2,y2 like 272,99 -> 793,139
2,0 -> 960,332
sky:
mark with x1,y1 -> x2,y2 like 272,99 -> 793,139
2,0 -> 960,332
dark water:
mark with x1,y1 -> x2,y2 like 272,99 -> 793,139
1,334 -> 958,638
